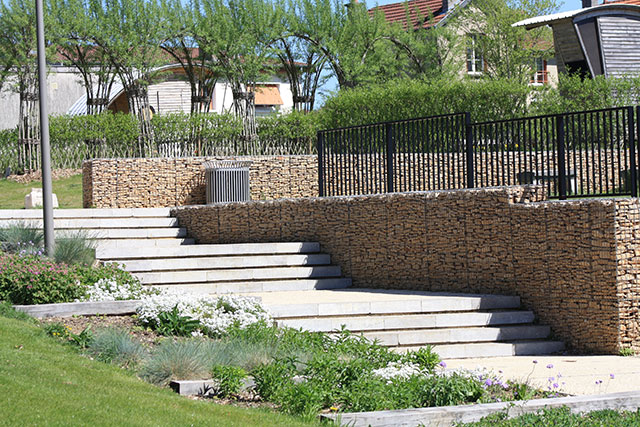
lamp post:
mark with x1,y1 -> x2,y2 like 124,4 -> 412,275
35,0 -> 54,255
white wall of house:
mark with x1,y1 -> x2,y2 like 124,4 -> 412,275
0,66 -> 85,130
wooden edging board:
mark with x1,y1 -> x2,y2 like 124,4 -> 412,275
13,300 -> 140,318
320,390 -> 640,426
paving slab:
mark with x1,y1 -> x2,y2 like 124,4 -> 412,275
444,355 -> 640,396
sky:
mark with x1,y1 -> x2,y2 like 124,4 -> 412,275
316,0 -> 584,104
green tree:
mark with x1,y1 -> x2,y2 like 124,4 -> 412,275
89,0 -> 166,149
48,0 -> 117,115
0,0 -> 47,171
159,0 -> 218,115
454,0 -> 558,83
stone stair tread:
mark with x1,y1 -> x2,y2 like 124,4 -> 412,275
152,278 -> 353,294
260,289 -> 521,318
359,325 -> 551,346
0,217 -> 179,228
95,238 -> 195,251
0,207 -> 171,219
135,265 -> 343,285
96,242 -> 321,260
108,253 -> 332,272
276,310 -> 536,332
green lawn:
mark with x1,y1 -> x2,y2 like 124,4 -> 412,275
0,174 -> 83,209
0,315 -> 316,426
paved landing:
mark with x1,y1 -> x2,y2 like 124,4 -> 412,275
445,355 -> 640,396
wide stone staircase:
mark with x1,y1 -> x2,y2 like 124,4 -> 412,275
0,208 -> 565,359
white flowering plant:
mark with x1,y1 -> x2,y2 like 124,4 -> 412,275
81,278 -> 153,302
136,291 -> 271,337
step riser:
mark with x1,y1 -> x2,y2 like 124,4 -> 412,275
96,242 -> 322,260
77,229 -> 187,239
0,218 -> 179,229
136,266 -> 342,285
277,311 -> 536,332
113,254 -> 331,272
265,296 -> 521,319
153,278 -> 353,294
362,325 -> 551,347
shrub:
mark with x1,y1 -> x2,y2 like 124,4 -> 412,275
0,254 -> 86,304
318,78 -> 533,128
155,305 -> 201,337
81,277 -> 148,302
140,339 -> 212,386
53,231 -> 96,266
0,301 -> 34,322
75,263 -> 140,290
209,365 -> 247,398
0,222 -> 44,255
87,327 -> 145,368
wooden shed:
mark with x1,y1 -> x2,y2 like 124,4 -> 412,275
513,4 -> 640,77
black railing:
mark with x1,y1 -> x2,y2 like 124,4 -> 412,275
318,106 -> 639,200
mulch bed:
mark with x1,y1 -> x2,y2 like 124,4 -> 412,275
40,314 -> 161,347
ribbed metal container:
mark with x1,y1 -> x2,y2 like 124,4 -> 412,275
204,160 -> 251,204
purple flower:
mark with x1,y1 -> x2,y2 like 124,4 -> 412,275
553,383 -> 559,388
533,360 -> 538,364
610,374 -> 615,379
546,364 -> 554,369
596,380 -> 603,385
484,379 -> 493,386
439,361 -> 447,368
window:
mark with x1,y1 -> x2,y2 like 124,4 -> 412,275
531,58 -> 548,85
466,34 -> 484,75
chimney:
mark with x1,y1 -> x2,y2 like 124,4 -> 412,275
582,0 -> 596,8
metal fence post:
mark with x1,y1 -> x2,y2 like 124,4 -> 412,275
465,112 -> 475,188
317,131 -> 325,197
386,123 -> 395,193
632,107 -> 639,198
556,115 -> 567,200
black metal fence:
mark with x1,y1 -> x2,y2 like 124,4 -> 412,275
317,106 -> 638,199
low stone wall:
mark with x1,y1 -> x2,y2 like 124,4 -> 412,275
82,156 -> 318,208
172,185 -> 640,354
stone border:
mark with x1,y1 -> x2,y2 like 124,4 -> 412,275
320,391 -> 640,426
13,300 -> 140,318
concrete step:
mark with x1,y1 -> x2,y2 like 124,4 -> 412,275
96,242 -> 321,260
115,254 -> 331,272
153,278 -> 353,294
0,217 -> 179,229
135,265 -> 343,285
277,310 -> 536,333
59,228 -> 188,239
427,340 -> 566,359
95,238 -> 195,252
0,208 -> 171,219
262,290 -> 521,319
362,325 -> 551,347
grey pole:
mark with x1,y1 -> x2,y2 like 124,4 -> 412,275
36,0 -> 54,255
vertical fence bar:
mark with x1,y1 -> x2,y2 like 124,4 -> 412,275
556,115 -> 567,200
317,131 -> 325,197
630,106 -> 637,198
465,112 -> 474,188
386,123 -> 395,193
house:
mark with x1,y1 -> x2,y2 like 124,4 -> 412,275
0,62 -> 295,130
513,0 -> 640,78
369,0 -> 559,85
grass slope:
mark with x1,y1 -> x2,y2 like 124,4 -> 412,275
0,174 -> 83,209
0,316 -> 315,426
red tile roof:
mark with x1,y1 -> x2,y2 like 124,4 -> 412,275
369,0 -> 447,29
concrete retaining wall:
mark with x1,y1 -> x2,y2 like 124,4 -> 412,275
172,185 -> 640,354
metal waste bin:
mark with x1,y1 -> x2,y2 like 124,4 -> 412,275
204,160 -> 251,204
